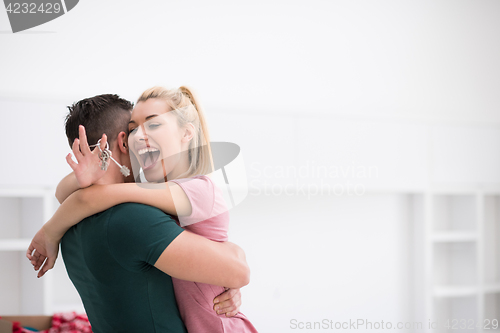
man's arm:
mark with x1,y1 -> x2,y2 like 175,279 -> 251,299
154,231 -> 250,289
106,203 -> 250,292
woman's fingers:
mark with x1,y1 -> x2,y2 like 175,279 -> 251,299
213,288 -> 241,316
79,125 -> 92,155
38,257 -> 55,278
66,153 -> 78,171
72,126 -> 100,165
33,254 -> 46,271
99,133 -> 107,152
214,288 -> 239,304
72,138 -> 84,163
29,248 -> 46,271
26,243 -> 35,260
31,248 -> 40,262
216,297 -> 242,317
224,309 -> 240,318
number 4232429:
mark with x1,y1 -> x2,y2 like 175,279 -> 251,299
443,319 -> 498,330
5,2 -> 62,14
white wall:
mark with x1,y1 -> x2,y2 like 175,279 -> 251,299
230,193 -> 415,332
0,0 -> 499,124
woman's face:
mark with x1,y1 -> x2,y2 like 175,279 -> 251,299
128,98 -> 188,182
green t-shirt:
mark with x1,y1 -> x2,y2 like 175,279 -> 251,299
61,203 -> 187,333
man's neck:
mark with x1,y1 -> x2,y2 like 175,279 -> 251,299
95,148 -> 127,185
95,166 -> 126,185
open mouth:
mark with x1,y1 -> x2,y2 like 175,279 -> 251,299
138,147 -> 161,170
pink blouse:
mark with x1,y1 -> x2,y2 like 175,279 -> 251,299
169,175 -> 258,333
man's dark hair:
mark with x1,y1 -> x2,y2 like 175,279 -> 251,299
65,94 -> 134,147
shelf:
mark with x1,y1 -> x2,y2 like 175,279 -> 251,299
485,284 -> 500,294
434,296 -> 478,333
434,285 -> 478,298
0,188 -> 53,197
421,192 -> 500,332
484,294 -> 500,331
0,197 -> 46,240
0,252 -> 48,315
485,195 -> 500,285
0,192 -> 57,315
434,284 -> 500,297
429,183 -> 500,194
0,239 -> 31,251
433,194 -> 476,232
432,232 -> 478,243
433,242 -> 477,286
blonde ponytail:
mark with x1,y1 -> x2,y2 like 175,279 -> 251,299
178,86 -> 214,176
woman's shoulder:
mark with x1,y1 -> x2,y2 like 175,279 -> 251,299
169,175 -> 216,218
169,175 -> 215,193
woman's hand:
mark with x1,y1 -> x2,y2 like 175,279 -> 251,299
66,125 -> 108,188
213,288 -> 242,317
26,226 -> 61,278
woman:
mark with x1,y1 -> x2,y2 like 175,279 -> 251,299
27,86 -> 258,332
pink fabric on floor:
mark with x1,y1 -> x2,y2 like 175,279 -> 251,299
43,312 -> 92,333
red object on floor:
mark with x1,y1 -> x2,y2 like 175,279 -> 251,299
42,312 -> 92,333
0,312 -> 91,333
11,320 -> 26,333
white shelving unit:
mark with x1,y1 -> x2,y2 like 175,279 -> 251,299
422,188 -> 500,333
484,194 -> 500,333
0,188 -> 57,315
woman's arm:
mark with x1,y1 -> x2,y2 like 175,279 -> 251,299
45,182 -> 192,240
30,181 -> 191,276
55,172 -> 80,204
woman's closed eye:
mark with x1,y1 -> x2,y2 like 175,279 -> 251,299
147,123 -> 161,130
128,123 -> 161,135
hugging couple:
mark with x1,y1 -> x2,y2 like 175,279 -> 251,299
26,86 -> 258,333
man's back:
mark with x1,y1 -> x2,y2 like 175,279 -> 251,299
61,202 -> 187,333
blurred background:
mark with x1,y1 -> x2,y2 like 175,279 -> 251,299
1,1 -> 500,332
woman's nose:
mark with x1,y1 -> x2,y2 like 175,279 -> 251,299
133,125 -> 147,142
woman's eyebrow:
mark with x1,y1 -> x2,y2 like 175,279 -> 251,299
145,114 -> 159,120
129,114 -> 159,125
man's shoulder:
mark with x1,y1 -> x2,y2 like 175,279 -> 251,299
105,203 -> 184,267
108,202 -> 171,219
106,203 -> 179,234
109,202 -> 167,216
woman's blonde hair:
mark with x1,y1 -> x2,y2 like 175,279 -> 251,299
137,86 -> 213,179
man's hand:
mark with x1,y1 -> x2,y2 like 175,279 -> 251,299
213,288 -> 242,317
66,125 -> 108,188
26,226 -> 60,278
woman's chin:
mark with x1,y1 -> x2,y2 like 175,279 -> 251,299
142,165 -> 166,183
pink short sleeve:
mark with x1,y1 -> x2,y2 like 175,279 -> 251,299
170,175 -> 229,241
170,176 -> 215,226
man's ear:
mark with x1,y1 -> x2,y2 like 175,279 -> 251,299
181,123 -> 195,143
117,131 -> 128,154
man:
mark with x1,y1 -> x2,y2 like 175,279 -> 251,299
27,94 -> 248,332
